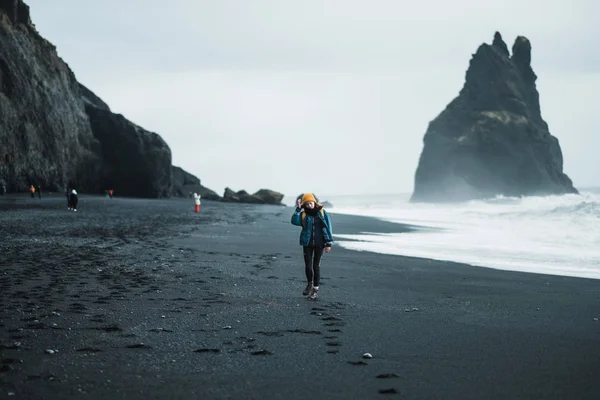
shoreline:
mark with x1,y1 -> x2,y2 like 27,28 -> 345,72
1,196 -> 599,399
328,201 -> 600,281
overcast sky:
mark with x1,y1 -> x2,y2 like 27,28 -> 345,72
27,0 -> 600,197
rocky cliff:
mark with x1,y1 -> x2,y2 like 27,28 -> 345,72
0,0 -> 101,192
171,166 -> 220,200
0,0 -> 176,196
411,32 -> 578,203
0,0 -> 285,203
83,101 -> 173,198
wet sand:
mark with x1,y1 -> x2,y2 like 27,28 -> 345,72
1,194 -> 599,399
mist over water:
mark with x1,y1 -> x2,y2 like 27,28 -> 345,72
289,189 -> 600,280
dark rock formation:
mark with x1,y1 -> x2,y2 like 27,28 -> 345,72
79,83 -> 110,111
0,1 -> 218,198
222,188 -> 262,204
253,189 -> 285,205
411,32 -> 578,203
79,82 -> 177,198
0,1 -> 101,192
171,166 -> 220,200
0,1 -> 281,201
223,187 -> 239,202
223,188 -> 284,205
237,190 -> 264,204
0,0 -> 31,26
83,103 -> 173,198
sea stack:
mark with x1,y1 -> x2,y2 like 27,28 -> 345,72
411,32 -> 578,203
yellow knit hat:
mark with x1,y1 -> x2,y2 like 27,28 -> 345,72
301,193 -> 317,206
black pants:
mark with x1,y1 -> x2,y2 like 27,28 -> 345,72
303,246 -> 324,286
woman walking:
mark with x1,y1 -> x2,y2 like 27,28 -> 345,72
291,193 -> 333,300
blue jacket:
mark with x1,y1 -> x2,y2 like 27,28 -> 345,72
291,207 -> 333,247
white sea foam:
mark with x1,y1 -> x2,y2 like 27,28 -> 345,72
304,189 -> 600,280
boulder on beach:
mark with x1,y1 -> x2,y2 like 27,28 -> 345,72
223,188 -> 284,205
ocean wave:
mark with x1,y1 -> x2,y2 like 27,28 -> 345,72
329,191 -> 600,280
463,193 -> 600,220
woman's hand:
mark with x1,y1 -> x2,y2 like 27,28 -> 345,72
296,198 -> 302,208
325,247 -> 331,253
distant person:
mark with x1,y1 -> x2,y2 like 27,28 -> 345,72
66,187 -> 71,209
29,185 -> 35,198
108,189 -> 114,199
69,189 -> 78,211
290,193 -> 333,300
1,183 -> 6,196
193,193 -> 201,213
36,185 -> 41,199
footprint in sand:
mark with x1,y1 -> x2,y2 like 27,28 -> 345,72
93,324 -> 122,333
286,329 -> 321,335
76,347 -> 103,353
348,361 -> 368,366
236,336 -> 256,343
193,348 -> 220,353
26,322 -> 47,330
0,365 -> 14,373
308,306 -> 347,353
125,343 -> 152,349
69,303 -> 88,313
376,373 -> 400,379
250,349 -> 273,356
256,331 -> 284,337
148,328 -> 173,333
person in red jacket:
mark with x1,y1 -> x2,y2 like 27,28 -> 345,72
193,193 -> 201,213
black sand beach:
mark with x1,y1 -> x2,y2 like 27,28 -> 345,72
1,194 -> 599,399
